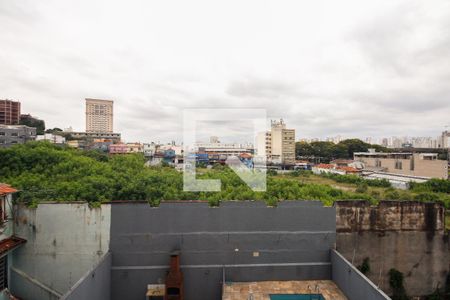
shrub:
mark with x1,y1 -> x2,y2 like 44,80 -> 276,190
357,257 -> 371,275
389,268 -> 409,300
267,169 -> 278,176
355,183 -> 369,193
414,193 -> 441,202
385,190 -> 400,200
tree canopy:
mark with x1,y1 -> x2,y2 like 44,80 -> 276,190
296,139 -> 389,162
0,141 -> 448,208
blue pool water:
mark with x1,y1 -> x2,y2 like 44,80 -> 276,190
270,294 -> 325,300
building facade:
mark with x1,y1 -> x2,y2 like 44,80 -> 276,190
0,125 -> 36,147
69,131 -> 121,143
0,100 -> 21,125
85,98 -> 114,133
354,151 -> 448,179
440,130 -> 450,149
257,119 -> 295,165
36,133 -> 65,144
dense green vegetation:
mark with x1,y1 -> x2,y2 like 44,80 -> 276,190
319,172 -> 392,188
295,139 -> 389,162
19,116 -> 46,135
0,142 -> 449,208
410,179 -> 450,194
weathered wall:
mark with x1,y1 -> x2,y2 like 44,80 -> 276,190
61,252 -> 111,300
336,200 -> 445,232
336,201 -> 449,297
110,201 -> 336,300
10,203 -> 111,299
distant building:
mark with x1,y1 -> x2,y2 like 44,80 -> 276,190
0,125 -> 36,147
36,133 -> 65,144
67,139 -> 87,149
143,142 -> 157,157
256,119 -> 295,165
126,143 -> 143,153
440,131 -> 450,149
354,150 -> 448,179
109,143 -> 128,154
0,100 -> 21,125
69,131 -> 121,143
194,142 -> 252,158
85,98 -> 114,133
312,163 -> 361,175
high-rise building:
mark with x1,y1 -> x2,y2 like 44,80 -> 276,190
257,119 -> 295,165
85,98 -> 113,133
0,100 -> 21,125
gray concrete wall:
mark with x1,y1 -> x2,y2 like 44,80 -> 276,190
110,201 -> 336,300
10,203 -> 111,299
61,252 -> 112,300
331,250 -> 390,300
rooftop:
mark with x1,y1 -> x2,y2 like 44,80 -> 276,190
0,183 -> 18,195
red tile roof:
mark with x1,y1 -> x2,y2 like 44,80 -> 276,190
315,164 -> 334,169
338,166 -> 360,173
0,184 -> 18,196
0,236 -> 26,257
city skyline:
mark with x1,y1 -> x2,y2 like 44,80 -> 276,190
1,0 -> 450,142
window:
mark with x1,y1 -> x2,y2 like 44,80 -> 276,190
395,161 -> 402,170
0,132 -> 4,136
376,160 -> 382,167
10,132 -> 18,137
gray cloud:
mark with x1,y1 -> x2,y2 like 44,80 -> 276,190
0,0 -> 449,142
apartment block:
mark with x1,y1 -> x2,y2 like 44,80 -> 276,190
0,125 -> 36,147
0,100 -> 21,125
354,151 -> 448,179
85,98 -> 113,133
257,119 -> 295,165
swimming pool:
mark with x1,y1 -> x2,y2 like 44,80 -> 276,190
269,294 -> 325,300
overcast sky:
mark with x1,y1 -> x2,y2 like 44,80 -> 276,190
1,0 -> 449,143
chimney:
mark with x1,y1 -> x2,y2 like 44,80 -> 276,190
165,252 -> 184,300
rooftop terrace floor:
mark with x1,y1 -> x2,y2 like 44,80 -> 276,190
222,280 -> 347,300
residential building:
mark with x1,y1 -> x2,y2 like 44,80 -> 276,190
0,125 -> 36,147
109,144 -> 128,154
354,150 -> 448,179
312,163 -> 361,175
68,131 -> 121,143
85,98 -> 114,133
0,100 -> 20,125
257,119 -> 295,165
0,184 -> 26,295
143,142 -> 157,157
67,139 -> 87,149
330,159 -> 364,170
36,133 -> 65,144
126,143 -> 143,153
195,142 -> 252,157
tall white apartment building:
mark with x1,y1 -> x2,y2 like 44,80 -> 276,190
257,119 -> 295,165
85,98 -> 114,133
